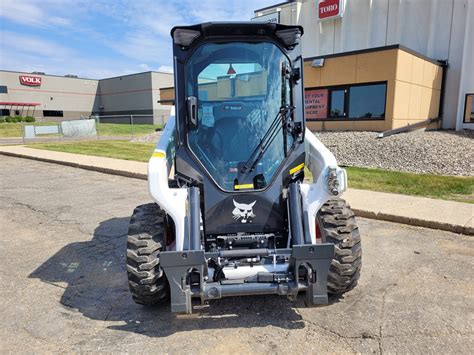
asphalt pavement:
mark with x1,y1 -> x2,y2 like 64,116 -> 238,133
0,155 -> 472,353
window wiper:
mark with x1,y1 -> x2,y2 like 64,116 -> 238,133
240,105 -> 295,174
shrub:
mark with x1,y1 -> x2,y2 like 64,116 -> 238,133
24,116 -> 35,122
0,117 -> 5,123
5,116 -> 13,123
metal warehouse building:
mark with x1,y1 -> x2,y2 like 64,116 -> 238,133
252,0 -> 473,131
0,70 -> 174,124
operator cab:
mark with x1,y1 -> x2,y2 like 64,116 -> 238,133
171,23 -> 306,249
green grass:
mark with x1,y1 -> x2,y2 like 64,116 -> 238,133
29,141 -> 155,162
0,122 -> 161,138
29,140 -> 473,203
345,166 -> 474,204
0,122 -> 58,138
97,123 -> 162,136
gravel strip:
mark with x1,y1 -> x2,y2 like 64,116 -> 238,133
314,130 -> 473,176
131,131 -> 162,143
134,129 -> 472,176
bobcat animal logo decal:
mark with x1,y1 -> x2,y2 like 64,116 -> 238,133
232,200 -> 256,223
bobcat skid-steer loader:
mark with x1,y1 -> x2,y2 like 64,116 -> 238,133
126,22 -> 361,314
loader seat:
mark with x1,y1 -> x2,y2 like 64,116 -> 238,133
214,116 -> 252,162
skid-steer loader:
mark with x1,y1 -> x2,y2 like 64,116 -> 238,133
126,22 -> 361,313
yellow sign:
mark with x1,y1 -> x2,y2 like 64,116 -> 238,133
234,183 -> 254,190
151,151 -> 165,158
289,163 -> 305,175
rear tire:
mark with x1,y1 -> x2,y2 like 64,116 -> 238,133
127,203 -> 170,305
317,198 -> 362,295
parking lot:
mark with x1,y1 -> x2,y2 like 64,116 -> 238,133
1,155 -> 472,353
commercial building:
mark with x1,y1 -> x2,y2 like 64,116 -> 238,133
0,70 -> 174,124
3,1 -> 471,131
253,0 -> 473,131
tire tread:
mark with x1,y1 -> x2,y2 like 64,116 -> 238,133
318,198 -> 362,295
126,203 -> 169,305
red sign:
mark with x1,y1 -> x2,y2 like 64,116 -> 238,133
305,89 -> 328,120
19,75 -> 42,86
318,0 -> 343,21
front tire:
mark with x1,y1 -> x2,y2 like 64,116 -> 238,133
317,198 -> 362,294
127,203 -> 170,305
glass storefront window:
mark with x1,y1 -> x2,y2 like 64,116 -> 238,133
330,90 -> 345,117
349,84 -> 386,118
305,82 -> 387,121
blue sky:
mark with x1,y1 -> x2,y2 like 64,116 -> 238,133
0,0 -> 278,79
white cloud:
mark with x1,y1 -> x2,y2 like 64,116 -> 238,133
0,31 -> 138,78
0,0 -> 278,78
0,0 -> 71,28
157,65 -> 173,73
137,63 -> 151,71
0,31 -> 74,58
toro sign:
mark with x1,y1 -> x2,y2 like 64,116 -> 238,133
318,0 -> 345,21
19,75 -> 42,86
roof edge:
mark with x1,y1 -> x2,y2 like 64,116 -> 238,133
304,44 -> 444,66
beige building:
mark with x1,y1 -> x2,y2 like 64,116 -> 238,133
303,45 -> 443,131
0,70 -> 174,124
253,0 -> 473,132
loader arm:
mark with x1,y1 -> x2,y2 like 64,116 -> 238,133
148,110 -> 188,251
300,128 -> 348,243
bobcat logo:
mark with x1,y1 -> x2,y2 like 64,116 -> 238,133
232,200 -> 256,223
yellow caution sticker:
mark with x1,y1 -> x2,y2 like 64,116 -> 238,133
234,183 -> 254,190
151,151 -> 165,158
289,162 -> 305,175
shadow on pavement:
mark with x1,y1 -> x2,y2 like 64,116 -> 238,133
29,217 -> 308,337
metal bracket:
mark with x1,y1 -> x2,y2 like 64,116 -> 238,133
289,244 -> 335,305
160,250 -> 206,313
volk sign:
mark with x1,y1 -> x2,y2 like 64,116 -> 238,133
19,75 -> 42,87
318,0 -> 345,21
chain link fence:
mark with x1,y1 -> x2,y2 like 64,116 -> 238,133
19,114 -> 167,143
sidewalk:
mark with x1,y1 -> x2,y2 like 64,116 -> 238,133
1,145 -> 472,235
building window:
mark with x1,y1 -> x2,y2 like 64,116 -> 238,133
329,89 -> 345,117
1,109 -> 10,116
464,94 -> 473,124
305,82 -> 387,120
0,86 -> 7,93
349,84 -> 386,118
43,110 -> 64,117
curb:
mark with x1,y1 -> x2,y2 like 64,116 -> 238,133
353,209 -> 473,236
2,150 -> 472,235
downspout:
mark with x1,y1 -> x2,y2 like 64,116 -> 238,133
437,59 -> 449,129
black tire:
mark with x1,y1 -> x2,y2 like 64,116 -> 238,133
317,198 -> 362,294
127,203 -> 170,305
